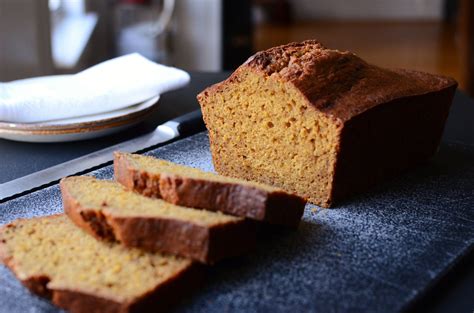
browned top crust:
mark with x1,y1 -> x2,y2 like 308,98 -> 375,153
206,40 -> 458,122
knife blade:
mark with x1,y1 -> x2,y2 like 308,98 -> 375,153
0,109 -> 205,202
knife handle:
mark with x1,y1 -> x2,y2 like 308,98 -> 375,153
173,109 -> 206,136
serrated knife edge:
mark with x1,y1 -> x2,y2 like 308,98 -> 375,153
0,109 -> 204,203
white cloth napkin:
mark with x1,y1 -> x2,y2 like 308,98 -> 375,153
0,53 -> 190,123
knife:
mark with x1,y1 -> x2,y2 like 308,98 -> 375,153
0,109 -> 205,202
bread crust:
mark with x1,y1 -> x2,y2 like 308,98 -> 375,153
201,40 -> 457,123
60,179 -> 256,264
0,216 -> 202,313
114,152 -> 161,198
114,153 -> 306,228
330,85 -> 457,204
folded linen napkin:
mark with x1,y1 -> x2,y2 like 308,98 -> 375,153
0,53 -> 190,123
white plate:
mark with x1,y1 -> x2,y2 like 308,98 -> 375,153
0,95 -> 160,143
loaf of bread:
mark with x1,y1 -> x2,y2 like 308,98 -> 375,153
114,152 -> 306,227
61,176 -> 255,264
0,215 -> 198,313
197,40 -> 458,207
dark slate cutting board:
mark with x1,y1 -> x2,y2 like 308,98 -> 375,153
0,132 -> 473,313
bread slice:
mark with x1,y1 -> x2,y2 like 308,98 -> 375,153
0,215 -> 199,313
114,152 -> 306,228
197,40 -> 457,207
60,176 -> 255,264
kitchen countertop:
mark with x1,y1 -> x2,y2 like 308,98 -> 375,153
0,71 -> 473,313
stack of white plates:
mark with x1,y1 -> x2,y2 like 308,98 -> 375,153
0,76 -> 160,143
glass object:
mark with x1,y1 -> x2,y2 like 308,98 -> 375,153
115,0 -> 175,64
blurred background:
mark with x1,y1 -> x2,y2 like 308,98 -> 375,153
0,0 -> 472,94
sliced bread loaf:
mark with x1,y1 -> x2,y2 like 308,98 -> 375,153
0,215 -> 198,313
60,176 -> 255,264
197,40 -> 457,207
114,152 -> 306,228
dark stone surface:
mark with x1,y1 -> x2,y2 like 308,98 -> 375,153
1,133 -> 473,313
